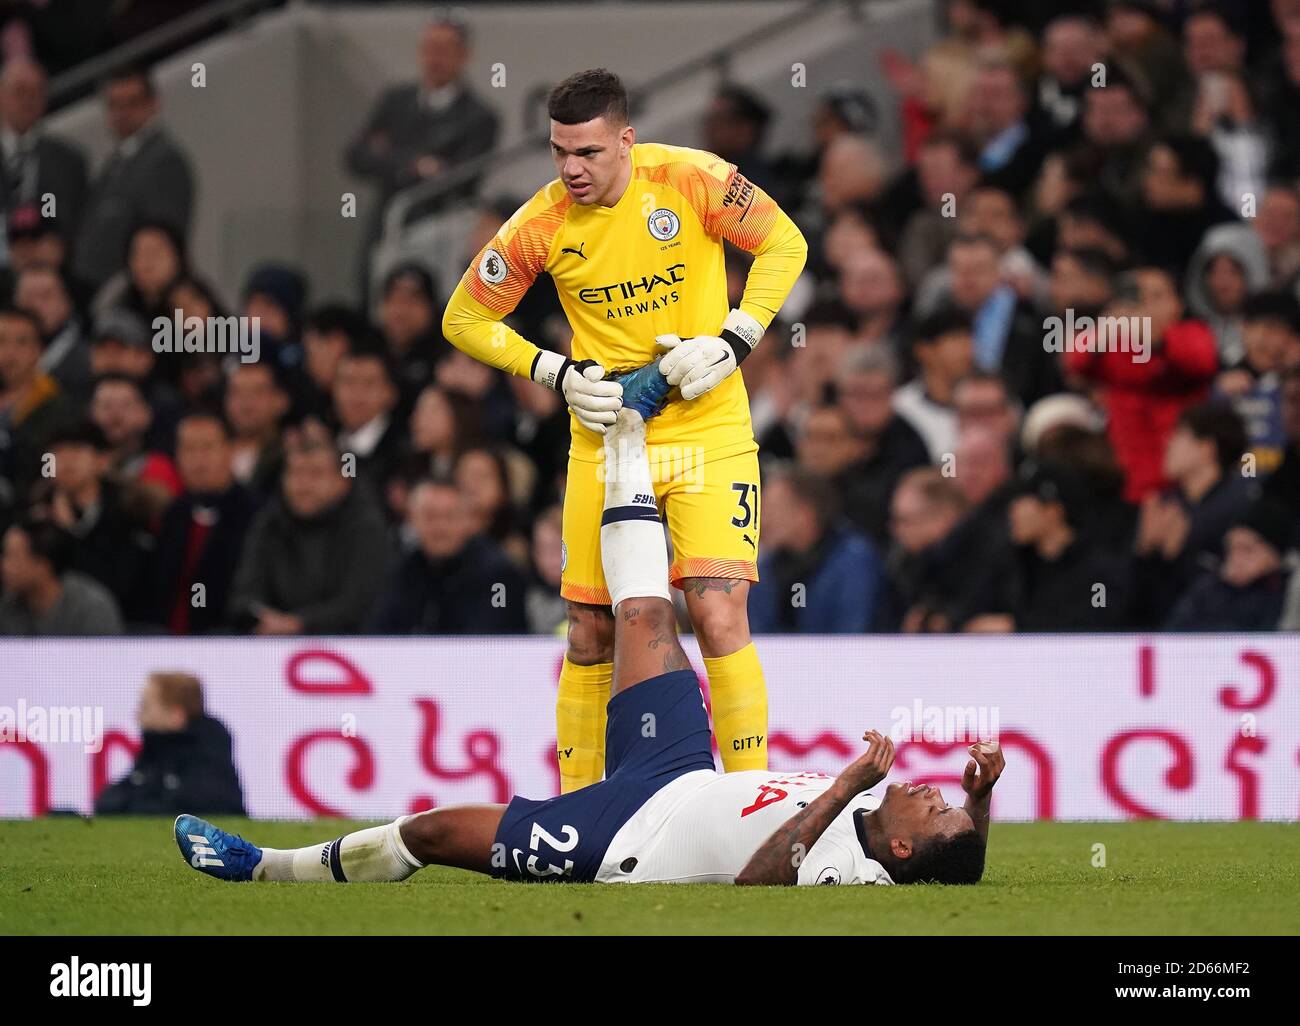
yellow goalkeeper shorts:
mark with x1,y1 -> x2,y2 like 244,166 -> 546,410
560,446 -> 761,606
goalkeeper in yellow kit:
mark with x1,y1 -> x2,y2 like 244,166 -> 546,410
442,68 -> 807,792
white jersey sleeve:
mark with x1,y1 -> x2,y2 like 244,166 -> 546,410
595,768 -> 893,885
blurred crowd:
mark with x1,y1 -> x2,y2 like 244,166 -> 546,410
1,1 -> 1299,638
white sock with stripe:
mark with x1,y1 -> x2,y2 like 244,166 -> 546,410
253,817 -> 423,883
600,409 -> 671,609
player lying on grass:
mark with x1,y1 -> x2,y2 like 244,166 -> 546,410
176,379 -> 1004,886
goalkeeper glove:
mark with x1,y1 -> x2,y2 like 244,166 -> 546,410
656,309 -> 764,400
531,351 -> 623,434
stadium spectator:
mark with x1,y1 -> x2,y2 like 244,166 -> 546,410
0,57 -> 86,246
1132,401 -> 1252,626
333,345 -> 403,501
29,419 -> 149,615
241,263 -> 305,370
345,17 -> 499,238
748,465 -> 883,634
298,303 -> 366,421
796,402 -> 867,480
1191,70 -> 1270,209
1165,496 -> 1294,631
999,461 -> 1133,632
91,218 -> 187,324
228,430 -> 390,635
144,413 -> 258,635
953,371 -> 1020,460
89,373 -> 180,522
434,345 -> 516,440
4,202 -> 74,302
1030,14 -> 1106,148
816,133 -> 886,220
1046,247 -> 1117,332
0,517 -> 122,634
224,361 -> 289,499
94,671 -> 245,816
15,264 -> 90,402
1183,5 -> 1248,79
88,307 -> 183,443
1104,2 -> 1191,133
0,305 -> 70,498
368,477 -> 526,634
1079,64 -> 1152,204
505,372 -> 567,512
835,345 -> 929,544
526,504 -> 566,635
1215,291 -> 1298,473
897,131 -> 980,287
73,65 -> 195,291
1133,135 -> 1234,277
1064,267 -> 1219,502
1252,183 -> 1300,287
1185,223 -> 1268,366
945,233 -> 1060,407
878,466 -> 969,632
963,56 -> 1040,197
838,248 -> 908,359
1262,366 -> 1300,545
377,262 -> 447,409
453,444 -> 528,564
893,307 -> 974,462
701,85 -> 790,207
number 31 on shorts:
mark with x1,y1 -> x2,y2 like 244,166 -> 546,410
730,481 -> 759,530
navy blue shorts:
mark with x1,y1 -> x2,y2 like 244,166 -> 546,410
491,668 -> 714,883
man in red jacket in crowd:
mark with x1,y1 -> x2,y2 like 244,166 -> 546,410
1064,266 -> 1219,502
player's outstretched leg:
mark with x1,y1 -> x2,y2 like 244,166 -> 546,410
599,406 -> 692,693
175,805 -> 505,883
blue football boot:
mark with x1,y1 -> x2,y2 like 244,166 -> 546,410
175,814 -> 262,882
615,362 -> 673,420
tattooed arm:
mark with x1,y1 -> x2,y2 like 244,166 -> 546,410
735,730 -> 895,886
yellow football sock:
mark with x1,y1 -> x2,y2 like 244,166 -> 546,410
704,642 -> 768,771
556,657 -> 612,793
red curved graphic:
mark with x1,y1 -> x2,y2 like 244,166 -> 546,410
285,649 -> 373,695
1,740 -> 50,816
1218,651 -> 1276,711
408,699 -> 510,810
285,731 -> 376,816
91,730 -> 141,798
1224,733 -> 1267,820
1101,729 -> 1194,819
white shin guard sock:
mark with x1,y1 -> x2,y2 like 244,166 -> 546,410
600,411 -> 671,610
255,816 -> 423,883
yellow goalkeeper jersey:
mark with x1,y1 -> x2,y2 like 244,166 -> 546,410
442,140 -> 807,464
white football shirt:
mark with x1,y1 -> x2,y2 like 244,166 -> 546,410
595,769 -> 893,886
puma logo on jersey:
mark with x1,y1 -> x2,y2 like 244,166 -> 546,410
187,834 -> 224,869
742,533 -> 755,549
561,242 -> 587,260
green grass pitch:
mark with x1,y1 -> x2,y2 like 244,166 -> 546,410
2,818 -> 1297,935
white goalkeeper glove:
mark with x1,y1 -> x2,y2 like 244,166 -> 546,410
656,309 -> 764,401
531,350 -> 623,434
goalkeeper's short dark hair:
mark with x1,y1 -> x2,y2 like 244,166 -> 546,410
548,69 -> 629,126
892,828 -> 986,885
